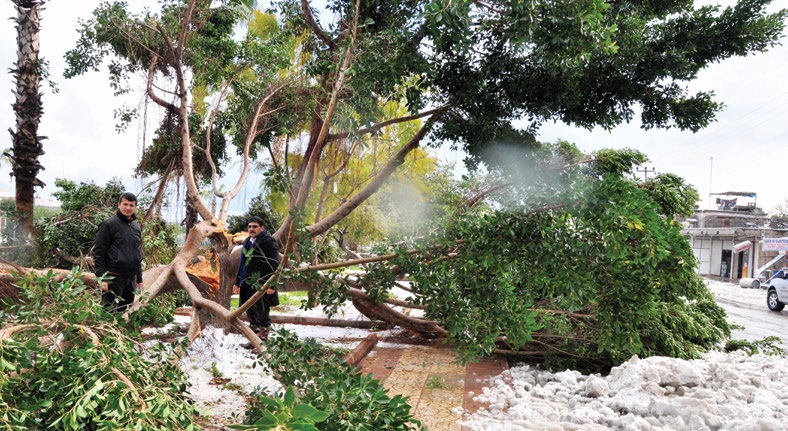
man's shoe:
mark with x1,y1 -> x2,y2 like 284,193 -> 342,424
241,341 -> 254,349
258,327 -> 271,340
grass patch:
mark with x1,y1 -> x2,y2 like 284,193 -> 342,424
231,291 -> 309,310
426,376 -> 447,389
278,291 -> 308,306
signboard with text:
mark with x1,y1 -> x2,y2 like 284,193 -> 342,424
733,240 -> 752,253
762,237 -> 788,251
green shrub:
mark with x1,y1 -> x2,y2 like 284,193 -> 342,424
725,336 -> 786,357
33,179 -> 178,270
0,199 -> 36,267
228,386 -> 329,431
241,329 -> 424,431
0,270 -> 201,430
226,195 -> 282,235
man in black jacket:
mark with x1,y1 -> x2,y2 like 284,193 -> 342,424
233,216 -> 280,339
94,192 -> 144,313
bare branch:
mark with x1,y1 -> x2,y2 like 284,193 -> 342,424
145,59 -> 179,115
464,181 -> 513,208
305,112 -> 442,238
140,158 -> 175,227
300,0 -> 335,49
327,105 -> 450,141
216,84 -> 287,220
278,0 -> 363,240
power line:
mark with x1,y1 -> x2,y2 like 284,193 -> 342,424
636,166 -> 656,181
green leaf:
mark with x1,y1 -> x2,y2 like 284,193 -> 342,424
291,404 -> 329,422
253,411 -> 278,427
284,386 -> 297,407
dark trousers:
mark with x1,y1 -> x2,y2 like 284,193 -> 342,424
239,283 -> 272,329
102,274 -> 136,313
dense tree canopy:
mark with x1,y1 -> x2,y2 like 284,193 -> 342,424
1,2 -> 784,428
295,143 -> 729,370
55,0 -> 785,362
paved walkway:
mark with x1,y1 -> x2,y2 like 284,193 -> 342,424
359,340 -> 509,431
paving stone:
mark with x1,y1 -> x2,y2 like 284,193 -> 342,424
359,343 -> 508,431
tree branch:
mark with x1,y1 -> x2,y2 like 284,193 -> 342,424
145,59 -> 179,116
305,112 -> 442,238
300,0 -> 335,49
464,181 -> 512,208
327,105 -> 449,141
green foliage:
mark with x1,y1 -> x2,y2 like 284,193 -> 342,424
228,386 -> 329,431
312,145 -> 730,371
0,270 -> 200,430
592,149 -> 649,178
425,0 -> 787,165
209,362 -> 224,379
141,217 -> 180,267
0,199 -> 36,266
227,195 -> 283,235
33,179 -> 178,270
244,329 -> 425,431
52,178 -> 123,211
641,173 -> 700,217
725,336 -> 786,357
426,376 -> 447,390
128,291 -> 177,328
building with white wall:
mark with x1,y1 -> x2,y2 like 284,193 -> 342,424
681,192 -> 787,281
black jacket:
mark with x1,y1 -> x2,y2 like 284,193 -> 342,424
94,210 -> 143,283
236,231 -> 280,288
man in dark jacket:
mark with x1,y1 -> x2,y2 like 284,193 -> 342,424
94,192 -> 144,313
233,216 -> 280,339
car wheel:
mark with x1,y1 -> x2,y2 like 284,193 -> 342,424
767,289 -> 785,312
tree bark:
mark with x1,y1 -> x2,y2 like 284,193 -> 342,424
8,0 -> 46,239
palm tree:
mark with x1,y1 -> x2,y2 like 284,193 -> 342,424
6,0 -> 46,240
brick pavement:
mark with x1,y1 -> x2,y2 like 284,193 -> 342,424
359,340 -> 508,431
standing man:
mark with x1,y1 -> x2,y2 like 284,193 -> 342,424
233,216 -> 280,339
94,192 -> 144,313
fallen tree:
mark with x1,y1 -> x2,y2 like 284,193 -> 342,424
53,0 -> 783,363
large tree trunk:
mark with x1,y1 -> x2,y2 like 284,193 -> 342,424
8,0 -> 46,239
203,232 -> 236,311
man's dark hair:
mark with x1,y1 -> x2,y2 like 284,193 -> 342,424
248,216 -> 264,226
119,192 -> 137,203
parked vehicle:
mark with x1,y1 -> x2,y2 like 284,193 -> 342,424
762,269 -> 788,312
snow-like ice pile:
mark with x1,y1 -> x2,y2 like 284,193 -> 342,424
706,279 -> 770,308
459,350 -> 788,431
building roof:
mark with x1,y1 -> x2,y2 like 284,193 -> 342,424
710,192 -> 757,197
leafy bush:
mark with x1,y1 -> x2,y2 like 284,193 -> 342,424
0,199 -> 36,266
725,336 -> 786,357
228,386 -> 329,431
34,178 -> 178,269
241,329 -> 424,431
0,270 -> 201,430
226,195 -> 282,235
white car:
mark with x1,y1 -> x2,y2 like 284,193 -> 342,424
764,270 -> 788,312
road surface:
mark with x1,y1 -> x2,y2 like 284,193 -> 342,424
716,297 -> 788,349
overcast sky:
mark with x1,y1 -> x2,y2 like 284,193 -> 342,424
0,0 -> 786,214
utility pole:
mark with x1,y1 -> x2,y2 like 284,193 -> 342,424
636,166 -> 656,181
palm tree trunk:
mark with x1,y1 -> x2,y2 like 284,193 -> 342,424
8,0 -> 46,239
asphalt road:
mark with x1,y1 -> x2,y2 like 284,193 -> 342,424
716,297 -> 788,349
